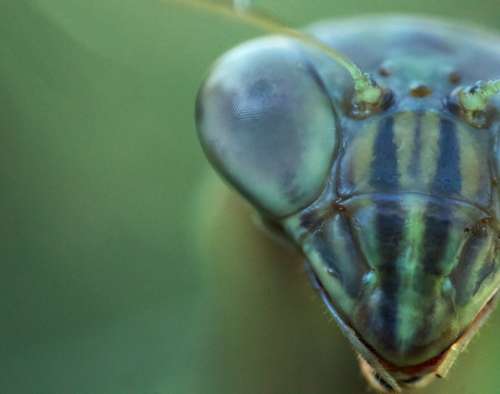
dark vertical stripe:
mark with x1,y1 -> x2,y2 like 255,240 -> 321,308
422,117 -> 460,275
417,116 -> 464,339
422,211 -> 452,275
371,116 -> 398,191
370,116 -> 404,350
415,117 -> 484,349
374,199 -> 405,352
433,117 -> 461,194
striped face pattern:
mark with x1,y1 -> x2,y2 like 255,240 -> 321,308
339,111 -> 491,204
196,15 -> 500,391
295,111 -> 497,368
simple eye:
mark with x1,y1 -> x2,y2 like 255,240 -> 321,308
196,37 -> 339,217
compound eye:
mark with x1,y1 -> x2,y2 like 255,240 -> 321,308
196,37 -> 338,217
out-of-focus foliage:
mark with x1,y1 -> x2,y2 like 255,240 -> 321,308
0,1 -> 499,393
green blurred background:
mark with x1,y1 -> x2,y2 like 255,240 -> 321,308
1,1 -> 499,393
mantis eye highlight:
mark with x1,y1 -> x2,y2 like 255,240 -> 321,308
196,37 -> 338,217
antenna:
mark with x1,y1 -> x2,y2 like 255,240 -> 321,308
166,0 -> 385,112
457,80 -> 500,126
459,80 -> 500,111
